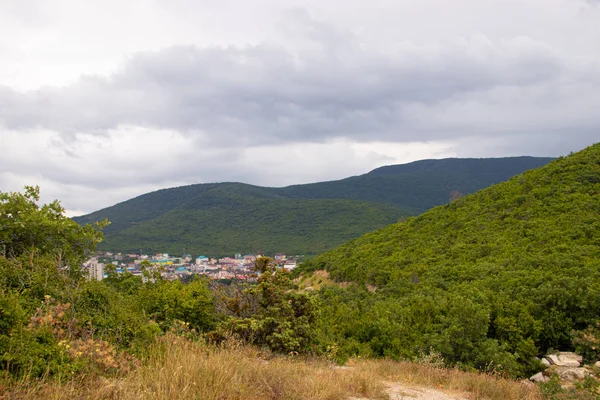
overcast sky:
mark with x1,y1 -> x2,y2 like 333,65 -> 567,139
1,0 -> 599,215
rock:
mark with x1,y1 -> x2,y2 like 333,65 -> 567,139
595,361 -> 600,369
541,358 -> 551,367
558,367 -> 589,381
530,372 -> 549,383
547,352 -> 582,367
562,352 -> 583,363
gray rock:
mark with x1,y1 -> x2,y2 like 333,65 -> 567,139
558,367 -> 589,381
541,358 -> 551,367
530,372 -> 549,382
561,352 -> 583,363
547,352 -> 582,367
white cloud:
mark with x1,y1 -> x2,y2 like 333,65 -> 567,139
0,0 -> 598,213
1,126 -> 457,212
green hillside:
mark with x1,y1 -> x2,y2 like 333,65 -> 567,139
299,143 -> 600,376
100,192 -> 406,256
279,156 -> 554,212
3,184 -> 546,397
74,157 -> 553,256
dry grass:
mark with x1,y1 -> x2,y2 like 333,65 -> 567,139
1,337 -> 542,400
2,336 -> 386,400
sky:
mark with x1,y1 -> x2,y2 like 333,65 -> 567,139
1,0 -> 599,216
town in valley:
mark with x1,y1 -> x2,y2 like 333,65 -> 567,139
85,251 -> 299,281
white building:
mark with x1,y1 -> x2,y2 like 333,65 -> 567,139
88,258 -> 105,281
284,260 -> 297,270
195,255 -> 209,265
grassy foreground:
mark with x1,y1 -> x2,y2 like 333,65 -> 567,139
2,336 -> 541,400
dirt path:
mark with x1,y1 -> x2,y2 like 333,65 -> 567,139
384,382 -> 468,400
351,382 -> 468,400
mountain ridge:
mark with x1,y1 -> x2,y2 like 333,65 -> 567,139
74,156 -> 554,256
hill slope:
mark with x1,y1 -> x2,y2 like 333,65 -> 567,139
75,157 -> 553,256
100,188 -> 406,256
302,147 -> 599,284
279,157 -> 554,212
300,143 -> 600,376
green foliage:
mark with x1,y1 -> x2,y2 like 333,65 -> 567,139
0,187 -> 216,380
99,195 -> 406,257
0,323 -> 75,379
74,157 -> 553,256
135,277 -> 215,332
573,322 -> 600,364
1,186 -> 107,277
301,143 -> 600,378
214,257 -> 319,354
539,374 -> 600,400
0,149 -> 584,385
280,156 -> 554,212
538,374 -> 566,398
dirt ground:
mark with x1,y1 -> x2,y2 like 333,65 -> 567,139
352,382 -> 468,400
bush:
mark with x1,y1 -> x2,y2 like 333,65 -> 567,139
212,257 -> 320,355
573,322 -> 600,364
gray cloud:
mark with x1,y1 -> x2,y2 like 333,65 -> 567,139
1,2 -> 599,214
1,11 -> 596,148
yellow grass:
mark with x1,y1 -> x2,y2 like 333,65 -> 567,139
2,337 -> 542,400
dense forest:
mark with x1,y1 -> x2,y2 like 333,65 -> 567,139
74,156 -> 553,256
96,193 -> 407,256
299,142 -> 600,377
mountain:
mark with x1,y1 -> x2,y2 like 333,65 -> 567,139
299,143 -> 600,376
74,156 -> 553,256
278,156 -> 555,213
98,188 -> 406,256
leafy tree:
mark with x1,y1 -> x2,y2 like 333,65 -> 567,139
214,257 -> 319,354
0,185 -> 107,278
135,277 -> 215,332
0,186 -> 111,378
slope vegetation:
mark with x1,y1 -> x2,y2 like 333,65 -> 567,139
100,188 -> 406,256
300,143 -> 600,376
279,156 -> 554,212
74,157 -> 553,256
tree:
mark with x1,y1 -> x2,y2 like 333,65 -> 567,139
0,186 -> 112,378
0,186 -> 108,277
213,257 -> 320,354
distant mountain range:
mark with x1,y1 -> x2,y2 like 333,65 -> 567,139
74,156 -> 554,256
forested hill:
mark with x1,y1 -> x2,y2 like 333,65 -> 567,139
301,146 -> 599,284
298,143 -> 600,375
74,156 -> 553,256
278,156 -> 554,212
